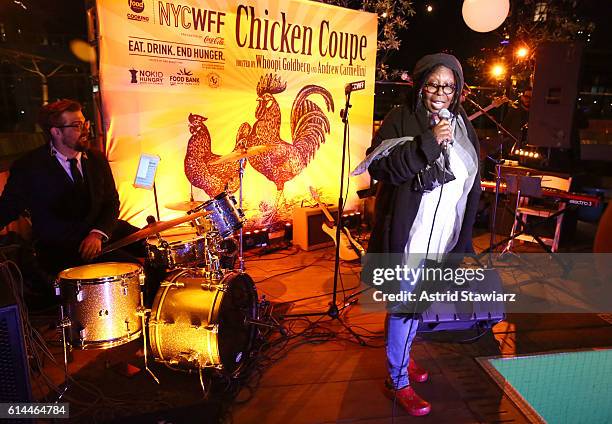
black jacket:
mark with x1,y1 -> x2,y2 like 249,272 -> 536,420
0,144 -> 120,251
367,104 -> 481,256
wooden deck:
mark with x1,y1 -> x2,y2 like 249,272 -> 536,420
27,227 -> 612,423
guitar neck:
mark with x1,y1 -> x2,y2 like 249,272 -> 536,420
318,202 -> 335,223
468,104 -> 496,121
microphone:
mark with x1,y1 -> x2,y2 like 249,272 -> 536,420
438,108 -> 452,149
345,80 -> 366,94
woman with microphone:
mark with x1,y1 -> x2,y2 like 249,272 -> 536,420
366,53 -> 481,416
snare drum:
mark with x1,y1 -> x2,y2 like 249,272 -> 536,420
148,269 -> 257,374
146,230 -> 207,269
56,262 -> 144,349
195,192 -> 244,238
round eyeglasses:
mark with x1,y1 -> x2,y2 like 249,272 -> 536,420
423,83 -> 456,95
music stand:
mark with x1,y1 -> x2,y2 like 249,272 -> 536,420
133,153 -> 161,221
499,174 -> 542,257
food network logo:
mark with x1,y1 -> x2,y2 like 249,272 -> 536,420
169,68 -> 201,86
128,0 -> 149,22
129,68 -> 164,85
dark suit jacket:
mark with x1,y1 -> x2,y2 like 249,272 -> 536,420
0,144 -> 120,253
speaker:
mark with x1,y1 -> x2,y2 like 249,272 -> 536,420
0,304 -> 32,402
529,41 -> 583,148
0,275 -> 32,402
292,206 -> 338,251
417,269 -> 506,332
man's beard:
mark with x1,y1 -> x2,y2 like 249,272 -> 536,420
74,136 -> 90,152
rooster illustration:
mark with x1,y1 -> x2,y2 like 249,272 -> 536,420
184,113 -> 246,197
239,74 -> 334,191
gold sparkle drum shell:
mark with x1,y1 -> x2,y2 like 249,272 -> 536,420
148,269 -> 257,375
57,262 -> 144,349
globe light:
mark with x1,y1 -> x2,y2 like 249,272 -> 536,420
462,0 -> 510,33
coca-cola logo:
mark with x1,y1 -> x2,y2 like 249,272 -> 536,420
129,0 -> 145,13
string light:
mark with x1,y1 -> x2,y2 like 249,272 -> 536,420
516,46 -> 529,59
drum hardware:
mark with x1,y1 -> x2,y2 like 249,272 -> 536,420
237,159 -> 245,272
136,292 -> 160,384
76,284 -> 83,302
160,280 -> 185,288
243,317 -> 278,329
57,304 -> 71,400
200,281 -> 221,291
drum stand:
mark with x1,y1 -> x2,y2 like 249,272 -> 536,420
57,304 -> 72,400
137,292 -> 160,384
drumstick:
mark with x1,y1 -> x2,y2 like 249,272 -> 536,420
102,210 -> 209,254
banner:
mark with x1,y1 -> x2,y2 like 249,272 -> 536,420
96,0 -> 376,229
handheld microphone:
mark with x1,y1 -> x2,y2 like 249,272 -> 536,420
345,80 -> 366,94
438,108 -> 452,149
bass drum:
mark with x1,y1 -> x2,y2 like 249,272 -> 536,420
148,269 -> 257,375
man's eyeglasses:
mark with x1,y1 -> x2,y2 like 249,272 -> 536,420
423,83 -> 456,95
55,120 -> 90,131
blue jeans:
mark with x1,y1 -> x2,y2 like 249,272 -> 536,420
386,314 -> 418,389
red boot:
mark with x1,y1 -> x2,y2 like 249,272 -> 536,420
383,380 -> 431,416
408,358 -> 429,383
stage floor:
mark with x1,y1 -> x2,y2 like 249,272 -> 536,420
28,228 -> 612,423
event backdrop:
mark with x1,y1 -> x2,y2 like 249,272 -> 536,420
96,0 -> 376,229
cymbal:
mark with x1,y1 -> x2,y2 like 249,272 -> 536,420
165,201 -> 203,211
210,145 -> 275,165
102,210 -> 209,254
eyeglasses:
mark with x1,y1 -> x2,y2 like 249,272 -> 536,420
55,120 -> 90,131
423,83 -> 456,95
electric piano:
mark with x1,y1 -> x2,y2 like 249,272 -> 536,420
481,180 -> 601,208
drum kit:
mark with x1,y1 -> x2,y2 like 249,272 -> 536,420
53,147 -> 272,388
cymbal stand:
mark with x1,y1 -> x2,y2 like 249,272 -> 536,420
238,157 -> 246,272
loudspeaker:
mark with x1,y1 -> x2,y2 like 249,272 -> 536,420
0,306 -> 32,402
292,206 -> 338,251
417,269 -> 506,332
0,274 -> 32,402
528,41 -> 583,148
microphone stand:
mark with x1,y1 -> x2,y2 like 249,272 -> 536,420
281,88 -> 365,346
464,95 -> 518,267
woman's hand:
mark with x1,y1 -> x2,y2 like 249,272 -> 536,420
432,119 -> 452,146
